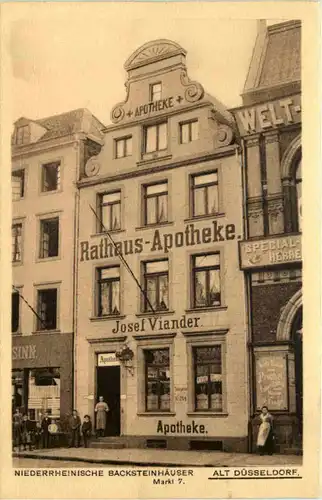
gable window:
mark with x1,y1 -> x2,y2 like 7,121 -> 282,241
295,160 -> 302,232
37,288 -> 57,331
144,122 -> 167,153
97,266 -> 120,316
150,83 -> 162,102
99,191 -> 121,232
12,223 -> 22,263
12,292 -> 20,333
143,260 -> 169,312
12,170 -> 25,201
15,125 -> 29,146
193,346 -> 223,412
145,348 -> 170,412
180,120 -> 198,144
115,136 -> 132,159
144,182 -> 168,225
39,217 -> 59,258
192,253 -> 221,308
191,171 -> 219,217
41,162 -> 61,192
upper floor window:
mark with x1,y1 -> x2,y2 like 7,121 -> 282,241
12,292 -> 20,333
97,266 -> 120,316
295,160 -> 302,232
37,288 -> 57,331
41,161 -> 61,192
15,125 -> 29,146
192,253 -> 221,309
150,83 -> 162,102
115,136 -> 132,159
99,191 -> 121,232
12,170 -> 25,201
12,223 -> 22,263
144,182 -> 168,225
143,259 -> 169,312
180,120 -> 198,144
39,217 -> 59,259
191,171 -> 219,218
194,346 -> 223,412
144,122 -> 167,153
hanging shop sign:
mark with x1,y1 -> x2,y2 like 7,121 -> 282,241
239,234 -> 302,270
80,221 -> 238,262
233,94 -> 301,136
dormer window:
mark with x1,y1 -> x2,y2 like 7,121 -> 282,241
150,83 -> 162,102
15,125 -> 29,146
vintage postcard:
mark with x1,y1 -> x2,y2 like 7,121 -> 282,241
0,1 -> 320,499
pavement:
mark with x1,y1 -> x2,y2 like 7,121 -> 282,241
13,447 -> 302,467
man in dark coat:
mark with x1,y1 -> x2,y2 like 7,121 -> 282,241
21,414 -> 33,451
41,412 -> 51,449
68,410 -> 81,448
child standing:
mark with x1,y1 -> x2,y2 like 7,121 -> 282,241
81,415 -> 92,448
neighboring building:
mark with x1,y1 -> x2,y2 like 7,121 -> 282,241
76,39 -> 248,451
11,109 -> 105,421
232,20 -> 302,453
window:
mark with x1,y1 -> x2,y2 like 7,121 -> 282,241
115,136 -> 132,158
39,218 -> 59,258
193,346 -> 223,412
12,292 -> 20,333
180,120 -> 198,144
37,288 -> 57,331
41,162 -> 61,192
150,83 -> 162,102
191,171 -> 219,217
145,349 -> 170,411
144,182 -> 168,225
12,170 -> 25,201
97,266 -> 120,316
28,368 -> 60,420
295,160 -> 302,232
192,254 -> 221,308
99,192 -> 121,232
144,123 -> 167,153
143,260 -> 169,312
15,126 -> 29,146
12,224 -> 22,263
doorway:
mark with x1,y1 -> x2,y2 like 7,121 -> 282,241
96,366 -> 121,436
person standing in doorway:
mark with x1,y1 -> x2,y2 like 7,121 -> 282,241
20,414 -> 33,451
256,405 -> 275,455
41,412 -> 51,449
82,415 -> 92,448
68,410 -> 81,448
12,408 -> 22,451
94,396 -> 109,437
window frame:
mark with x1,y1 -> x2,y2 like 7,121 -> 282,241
144,348 -> 171,413
193,345 -> 223,412
143,181 -> 168,226
36,287 -> 58,332
98,191 -> 122,232
115,136 -> 133,159
150,82 -> 162,102
143,121 -> 168,154
12,222 -> 23,263
39,216 -> 59,259
96,266 -> 121,317
15,125 -> 30,146
295,160 -> 302,233
41,161 -> 61,193
179,119 -> 199,144
142,259 -> 169,312
191,252 -> 221,309
191,170 -> 219,218
11,291 -> 20,334
12,169 -> 25,201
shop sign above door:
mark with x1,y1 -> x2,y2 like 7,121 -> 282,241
233,94 -> 301,136
239,234 -> 302,270
97,352 -> 120,367
12,345 -> 36,361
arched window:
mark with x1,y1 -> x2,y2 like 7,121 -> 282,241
295,160 -> 302,232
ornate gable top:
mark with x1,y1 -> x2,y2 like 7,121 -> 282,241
124,39 -> 186,71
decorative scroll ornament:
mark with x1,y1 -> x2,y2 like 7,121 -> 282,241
213,124 -> 234,148
116,343 -> 134,376
110,82 -> 130,124
267,201 -> 284,220
180,70 -> 204,103
84,157 -> 100,177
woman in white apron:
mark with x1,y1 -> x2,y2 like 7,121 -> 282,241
257,406 -> 274,455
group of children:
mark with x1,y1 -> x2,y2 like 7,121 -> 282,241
12,409 -> 93,451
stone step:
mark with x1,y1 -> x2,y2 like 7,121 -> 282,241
90,441 -> 126,449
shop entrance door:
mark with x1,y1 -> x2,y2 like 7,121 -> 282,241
96,366 -> 121,436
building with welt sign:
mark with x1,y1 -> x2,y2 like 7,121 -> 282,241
232,20 -> 302,453
11,109 -> 104,422
76,39 -> 248,451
